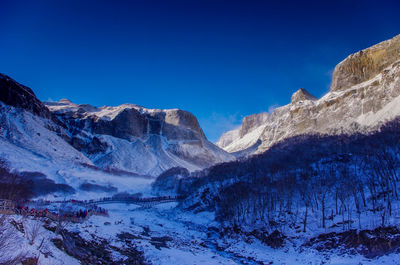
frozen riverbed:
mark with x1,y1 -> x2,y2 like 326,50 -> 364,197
63,202 -> 400,265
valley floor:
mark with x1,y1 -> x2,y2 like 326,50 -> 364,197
2,201 -> 400,265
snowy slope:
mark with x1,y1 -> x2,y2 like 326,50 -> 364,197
0,102 -> 91,165
0,71 -> 233,180
0,103 -> 154,198
221,124 -> 265,153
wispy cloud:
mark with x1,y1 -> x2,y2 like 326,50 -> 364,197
267,104 -> 280,114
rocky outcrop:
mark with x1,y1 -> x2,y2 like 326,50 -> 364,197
162,109 -> 206,140
216,112 -> 268,154
95,108 -> 148,140
290,88 -> 316,103
331,34 -> 400,92
52,229 -> 148,264
46,101 -> 206,143
45,99 -> 233,176
239,112 -> 268,138
217,34 -> 400,155
304,226 -> 400,258
0,73 -> 51,118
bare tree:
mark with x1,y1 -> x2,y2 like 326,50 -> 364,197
55,215 -> 69,236
298,170 -> 313,232
0,215 -> 13,254
24,220 -> 42,245
0,215 -> 27,265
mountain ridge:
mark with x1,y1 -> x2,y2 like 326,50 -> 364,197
217,34 -> 400,155
0,76 -> 233,178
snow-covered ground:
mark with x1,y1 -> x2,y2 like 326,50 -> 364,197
0,215 -> 79,265
4,198 -> 400,265
63,202 -> 400,265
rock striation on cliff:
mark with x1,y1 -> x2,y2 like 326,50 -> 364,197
217,34 -> 400,155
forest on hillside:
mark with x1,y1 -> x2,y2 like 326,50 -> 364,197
171,119 -> 400,235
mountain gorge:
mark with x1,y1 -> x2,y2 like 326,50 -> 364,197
217,34 -> 400,156
2,34 -> 400,265
0,73 -> 233,199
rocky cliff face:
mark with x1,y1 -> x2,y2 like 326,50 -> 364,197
331,34 -> 400,92
0,73 -> 52,118
290,88 -> 317,103
217,34 -> 400,155
216,112 -> 268,154
45,99 -> 233,176
239,112 -> 269,138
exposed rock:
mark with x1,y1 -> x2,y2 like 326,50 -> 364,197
304,226 -> 400,258
45,99 -> 233,176
149,236 -> 173,250
21,257 -> 39,265
239,112 -> 268,138
250,229 -> 286,249
94,108 -> 148,141
216,112 -> 268,153
52,229 -> 148,265
0,73 -> 51,118
217,34 -> 400,156
163,109 -> 205,139
290,88 -> 316,103
331,34 -> 400,92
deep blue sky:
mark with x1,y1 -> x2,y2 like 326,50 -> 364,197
1,0 -> 399,141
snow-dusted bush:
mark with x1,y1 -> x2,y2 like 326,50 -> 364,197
24,220 -> 42,245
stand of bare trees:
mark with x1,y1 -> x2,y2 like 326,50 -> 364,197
181,119 -> 400,234
213,151 -> 400,233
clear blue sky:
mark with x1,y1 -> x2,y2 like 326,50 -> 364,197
1,0 -> 399,141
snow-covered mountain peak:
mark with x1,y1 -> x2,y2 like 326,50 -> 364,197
45,99 -> 207,141
217,34 -> 400,156
42,97 -> 233,176
46,99 -> 202,133
0,76 -> 233,178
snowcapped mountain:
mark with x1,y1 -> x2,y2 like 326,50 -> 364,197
44,99 -> 233,176
0,73 -> 233,184
217,34 -> 400,155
